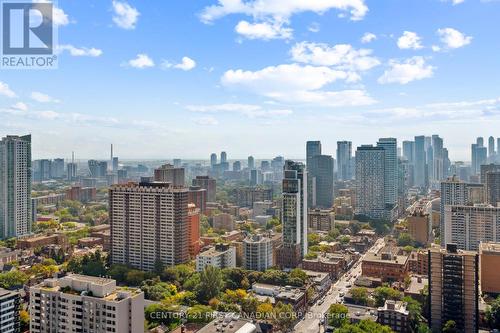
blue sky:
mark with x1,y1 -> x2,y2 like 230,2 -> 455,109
1,0 -> 500,160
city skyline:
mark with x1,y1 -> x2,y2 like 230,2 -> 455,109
1,0 -> 500,159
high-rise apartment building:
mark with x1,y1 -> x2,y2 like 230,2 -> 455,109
443,205 -> 500,250
479,242 -> 500,295
377,138 -> 398,207
355,145 -> 386,219
336,141 -> 352,181
154,163 -> 185,186
192,176 -> 216,202
414,136 -> 427,188
0,288 -> 20,333
243,234 -> 273,271
195,244 -> 236,272
29,274 -> 144,333
428,244 -> 478,333
485,171 -> 500,206
109,181 -> 189,271
308,154 -> 334,208
480,163 -> 500,184
0,135 -> 32,239
277,161 -> 307,269
439,176 -> 484,246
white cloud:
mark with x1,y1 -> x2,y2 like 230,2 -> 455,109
200,0 -> 369,23
186,103 -> 293,118
235,20 -> 292,40
125,54 -> 154,69
290,42 -> 380,72
161,57 -> 197,71
112,1 -> 139,30
174,57 -> 196,71
0,82 -> 16,98
442,0 -> 465,5
57,45 -> 103,57
31,92 -> 60,103
222,64 -> 351,92
221,64 -> 376,107
33,1 -> 70,26
378,56 -> 435,84
11,102 -> 28,111
397,31 -> 423,50
437,28 -> 472,49
361,32 -> 376,44
53,6 -> 70,26
193,116 -> 219,126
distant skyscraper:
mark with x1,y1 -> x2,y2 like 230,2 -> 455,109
0,135 -> 32,239
471,142 -> 488,176
220,151 -> 227,164
377,138 -> 398,207
309,155 -> 334,208
173,158 -> 181,168
233,161 -> 241,172
52,158 -> 65,178
154,164 -> 185,186
247,156 -> 255,169
489,136 -> 495,158
67,152 -> 77,181
210,153 -> 217,167
192,176 -> 216,202
402,141 -> 415,163
109,181 -> 189,270
414,136 -> 427,188
477,137 -> 484,147
88,160 -> 107,178
112,157 -> 119,172
355,145 -> 386,219
249,169 -> 260,186
336,141 -> 352,180
306,141 -> 322,167
306,141 -> 322,208
429,244 -> 478,333
277,161 -> 308,269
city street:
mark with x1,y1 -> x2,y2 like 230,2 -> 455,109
294,238 -> 385,333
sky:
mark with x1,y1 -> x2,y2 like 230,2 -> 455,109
1,0 -> 500,161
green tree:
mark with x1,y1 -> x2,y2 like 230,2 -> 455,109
350,287 -> 369,306
0,271 -> 28,289
373,287 -> 402,307
486,296 -> 500,329
397,233 -> 415,247
141,278 -> 177,301
289,268 -> 308,285
108,264 -> 130,283
271,302 -> 296,332
197,266 -> 224,304
442,320 -> 458,333
125,270 -> 146,286
186,305 -> 214,324
337,320 -> 394,332
327,303 -> 349,328
20,309 -> 30,332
